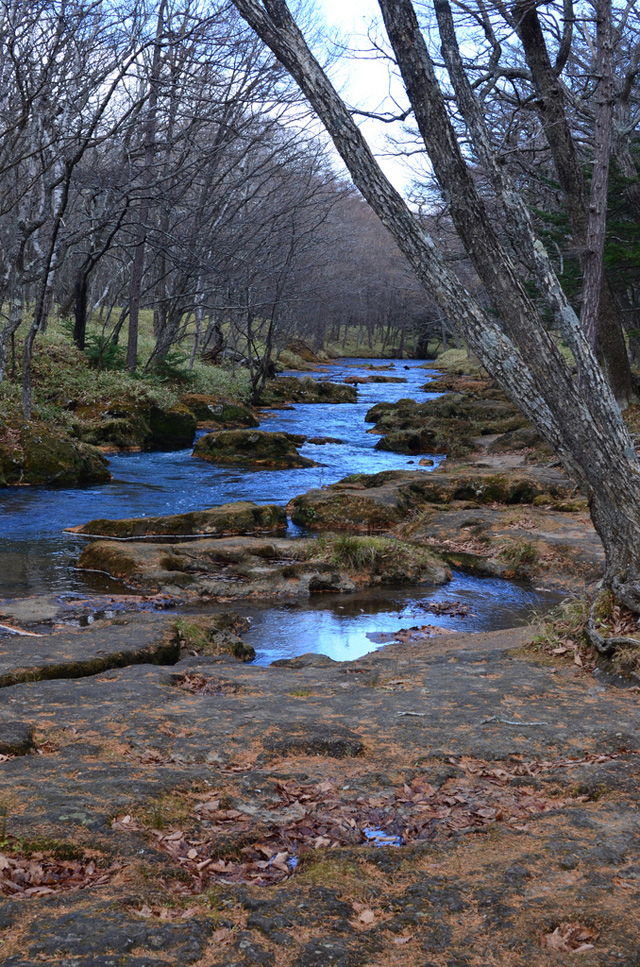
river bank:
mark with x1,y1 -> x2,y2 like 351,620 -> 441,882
1,616 -> 639,966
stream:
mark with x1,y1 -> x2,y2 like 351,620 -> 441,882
0,358 -> 562,661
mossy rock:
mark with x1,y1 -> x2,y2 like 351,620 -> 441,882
374,426 -> 474,457
180,394 -> 259,428
288,491 -> 402,532
193,430 -> 316,468
175,614 -> 255,662
80,414 -> 151,450
262,376 -> 356,405
77,401 -> 196,451
304,533 -> 450,585
0,424 -> 111,487
366,394 -> 527,455
68,501 -> 288,539
77,542 -> 142,581
147,403 -> 197,450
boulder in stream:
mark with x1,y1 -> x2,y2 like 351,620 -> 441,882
193,430 -> 317,468
261,375 -> 357,405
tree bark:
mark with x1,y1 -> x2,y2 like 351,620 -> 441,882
513,0 -> 633,403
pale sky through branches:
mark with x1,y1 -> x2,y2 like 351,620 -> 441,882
309,0 -> 419,191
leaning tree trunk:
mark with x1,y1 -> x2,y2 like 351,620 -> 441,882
230,0 -> 640,623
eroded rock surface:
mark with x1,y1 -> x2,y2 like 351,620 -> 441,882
68,501 -> 287,539
1,617 -> 640,965
77,534 -> 449,600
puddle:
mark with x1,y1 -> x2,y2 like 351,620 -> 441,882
240,572 -> 564,665
362,827 -> 403,847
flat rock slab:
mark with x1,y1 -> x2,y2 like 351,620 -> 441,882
75,534 -> 448,600
1,619 -> 640,965
288,466 -> 575,532
264,723 -> 365,758
404,502 -> 604,588
0,613 -> 178,687
0,720 -> 34,755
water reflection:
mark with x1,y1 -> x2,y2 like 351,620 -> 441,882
241,572 -> 564,665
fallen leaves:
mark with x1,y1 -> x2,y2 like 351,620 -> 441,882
542,922 -> 599,953
177,673 -> 241,696
418,600 -> 472,618
0,848 -> 116,898
111,759 -> 575,892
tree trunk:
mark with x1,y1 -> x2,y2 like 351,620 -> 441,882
514,0 -> 633,403
74,271 -> 89,350
127,0 -> 166,372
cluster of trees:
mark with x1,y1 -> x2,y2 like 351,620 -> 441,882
0,0 -> 435,411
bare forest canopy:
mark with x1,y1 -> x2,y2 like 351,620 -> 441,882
0,0 -> 451,415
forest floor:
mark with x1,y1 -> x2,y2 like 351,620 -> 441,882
0,609 -> 639,966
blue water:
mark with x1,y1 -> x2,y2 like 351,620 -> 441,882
0,359 -> 440,598
242,571 -> 562,665
0,358 -> 563,664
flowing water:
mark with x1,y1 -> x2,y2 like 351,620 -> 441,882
0,358 -> 562,661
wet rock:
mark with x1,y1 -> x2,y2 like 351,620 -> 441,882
271,653 -> 339,669
180,394 -> 259,428
366,393 -> 529,457
343,374 -> 407,385
193,430 -> 317,469
175,613 -> 256,662
264,723 -> 364,758
289,467 -> 574,542
147,403 -> 197,450
77,532 -> 448,600
0,720 -> 35,755
0,424 -> 110,487
77,535 -> 360,600
261,376 -> 357,405
403,503 -> 603,587
68,501 -> 287,539
288,489 -> 403,532
307,436 -> 345,445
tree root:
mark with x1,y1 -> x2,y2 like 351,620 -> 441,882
586,585 -> 640,656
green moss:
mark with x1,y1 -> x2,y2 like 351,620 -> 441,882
175,615 -> 255,662
73,501 -> 287,539
193,430 -> 316,469
499,539 -> 539,568
298,534 -> 448,584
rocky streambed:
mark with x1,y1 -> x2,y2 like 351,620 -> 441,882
1,358 -> 638,965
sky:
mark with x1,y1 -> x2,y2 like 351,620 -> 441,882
301,0 -> 422,192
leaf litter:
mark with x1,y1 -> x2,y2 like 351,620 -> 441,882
108,753 -> 616,892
